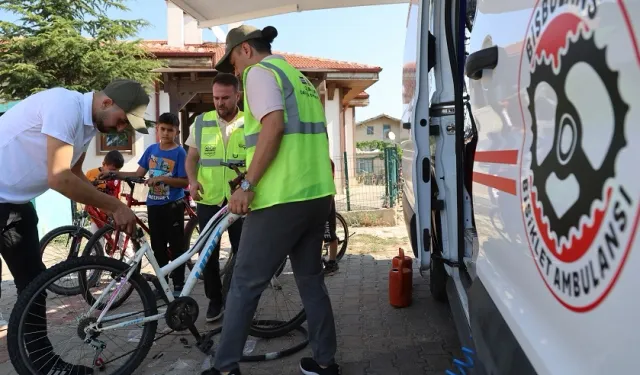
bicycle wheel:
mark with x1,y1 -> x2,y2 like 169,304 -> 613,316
222,254 -> 306,339
7,256 -> 158,375
39,225 -> 104,296
82,224 -> 137,309
335,212 -> 349,261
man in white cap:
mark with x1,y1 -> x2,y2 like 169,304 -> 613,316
0,79 -> 149,374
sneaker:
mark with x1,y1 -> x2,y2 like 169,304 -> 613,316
323,260 -> 339,276
173,285 -> 184,298
201,367 -> 241,375
299,358 -> 340,375
206,300 -> 223,322
32,353 -> 94,375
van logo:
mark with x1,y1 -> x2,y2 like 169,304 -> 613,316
518,0 -> 638,312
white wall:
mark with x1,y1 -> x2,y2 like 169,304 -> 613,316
344,106 -> 357,183
167,1 -> 184,47
184,14 -> 202,44
324,87 -> 342,189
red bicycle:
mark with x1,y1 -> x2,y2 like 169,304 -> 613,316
39,177 -> 199,298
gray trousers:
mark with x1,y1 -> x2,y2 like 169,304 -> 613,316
213,195 -> 337,371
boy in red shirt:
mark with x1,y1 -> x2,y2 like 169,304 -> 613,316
85,150 -> 125,232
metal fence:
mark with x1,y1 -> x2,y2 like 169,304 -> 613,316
333,149 -> 400,212
114,149 -> 401,213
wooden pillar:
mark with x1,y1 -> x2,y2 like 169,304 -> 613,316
180,110 -> 189,147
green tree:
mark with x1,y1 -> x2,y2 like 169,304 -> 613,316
0,0 -> 163,101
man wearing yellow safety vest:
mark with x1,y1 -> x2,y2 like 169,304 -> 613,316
184,73 -> 245,323
202,25 -> 340,375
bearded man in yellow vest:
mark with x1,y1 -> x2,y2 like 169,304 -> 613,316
184,73 -> 245,323
202,25 -> 339,375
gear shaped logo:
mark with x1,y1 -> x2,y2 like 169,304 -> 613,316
518,1 -> 640,312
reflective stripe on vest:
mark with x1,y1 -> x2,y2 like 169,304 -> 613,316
195,119 -> 218,152
199,158 -> 245,167
193,111 -> 246,205
244,61 -> 326,148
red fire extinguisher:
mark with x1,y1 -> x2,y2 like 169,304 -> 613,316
389,248 -> 413,308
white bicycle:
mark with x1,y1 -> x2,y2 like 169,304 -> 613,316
7,162 -> 305,375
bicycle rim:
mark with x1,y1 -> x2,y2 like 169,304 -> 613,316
335,212 -> 349,261
82,225 -> 137,309
222,255 -> 306,339
40,226 -> 102,296
8,256 -> 158,375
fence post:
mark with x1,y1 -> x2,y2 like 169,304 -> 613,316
389,147 -> 398,207
383,148 -> 390,207
343,151 -> 351,211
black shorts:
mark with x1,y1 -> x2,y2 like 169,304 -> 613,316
324,197 -> 337,242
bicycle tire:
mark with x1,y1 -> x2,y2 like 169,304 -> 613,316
335,212 -> 349,261
222,255 -> 307,339
39,225 -> 104,296
7,256 -> 158,375
81,224 -> 136,309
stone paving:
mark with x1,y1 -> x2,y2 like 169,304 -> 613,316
0,226 -> 461,375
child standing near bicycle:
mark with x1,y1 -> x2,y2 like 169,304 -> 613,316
86,150 -> 125,233
102,112 -> 189,296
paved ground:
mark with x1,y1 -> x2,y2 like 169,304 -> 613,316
0,219 -> 461,375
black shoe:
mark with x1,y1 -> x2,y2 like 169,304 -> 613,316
323,260 -> 339,276
206,300 -> 223,322
32,352 -> 94,375
173,285 -> 184,298
300,358 -> 340,375
201,367 -> 241,375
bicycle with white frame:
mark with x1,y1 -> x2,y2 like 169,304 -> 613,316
6,161 -> 306,375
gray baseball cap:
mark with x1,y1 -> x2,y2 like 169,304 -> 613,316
215,25 -> 265,73
103,79 -> 151,134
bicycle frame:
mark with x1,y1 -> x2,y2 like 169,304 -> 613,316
86,204 -> 241,332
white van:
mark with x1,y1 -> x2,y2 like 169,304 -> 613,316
137,0 -> 639,373
401,0 -> 639,374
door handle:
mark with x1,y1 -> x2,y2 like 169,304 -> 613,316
465,46 -> 498,80
403,122 -> 411,129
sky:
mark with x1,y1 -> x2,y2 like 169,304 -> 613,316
0,0 -> 410,122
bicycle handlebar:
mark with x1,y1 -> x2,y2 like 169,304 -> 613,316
221,161 -> 246,191
100,172 -> 146,185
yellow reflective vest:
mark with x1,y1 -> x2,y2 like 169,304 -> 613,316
242,58 -> 336,211
194,110 -> 246,205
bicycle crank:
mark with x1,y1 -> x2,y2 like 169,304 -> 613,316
165,296 -> 199,331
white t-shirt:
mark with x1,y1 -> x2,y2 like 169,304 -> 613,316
244,55 -> 286,122
0,88 -> 97,204
184,109 -> 244,149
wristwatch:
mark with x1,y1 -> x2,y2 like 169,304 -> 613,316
240,179 -> 254,192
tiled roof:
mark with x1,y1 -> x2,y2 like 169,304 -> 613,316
142,41 -> 382,72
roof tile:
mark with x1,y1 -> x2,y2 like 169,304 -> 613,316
142,41 -> 381,72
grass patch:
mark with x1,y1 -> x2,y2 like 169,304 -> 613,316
348,234 -> 410,255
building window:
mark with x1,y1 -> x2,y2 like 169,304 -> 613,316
97,131 -> 135,155
366,126 -> 374,135
357,158 -> 374,174
383,124 -> 391,139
